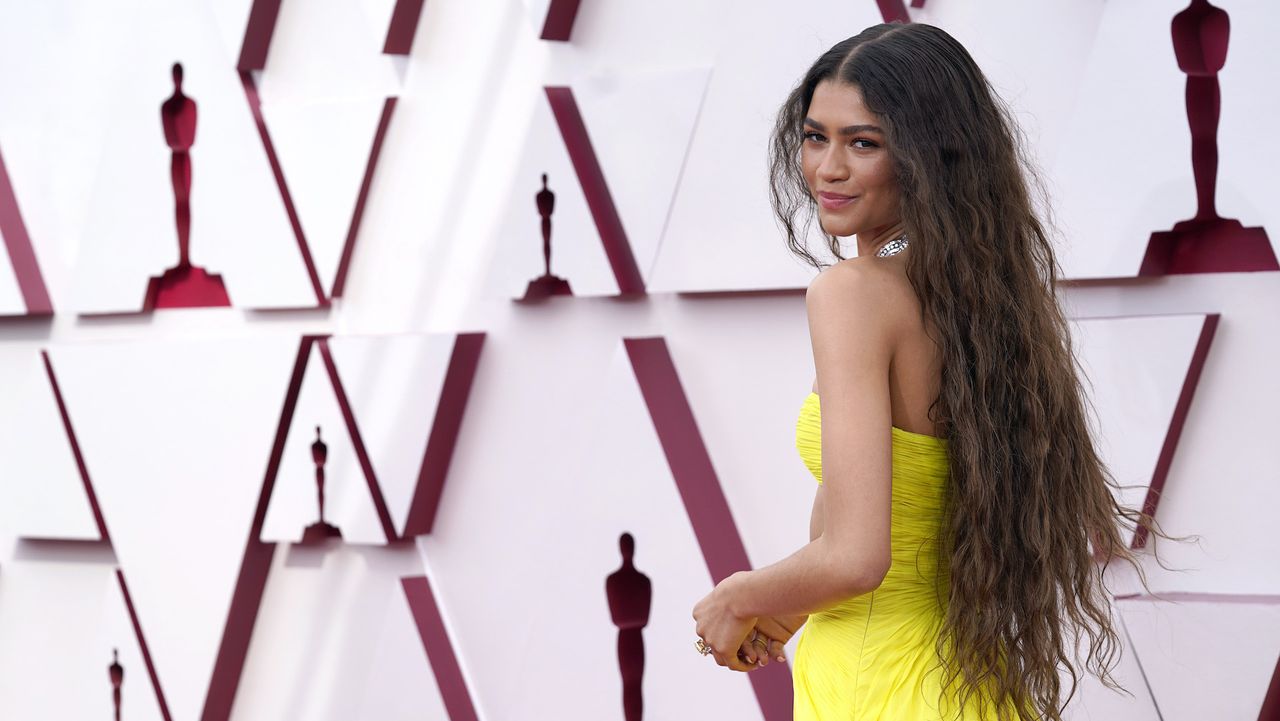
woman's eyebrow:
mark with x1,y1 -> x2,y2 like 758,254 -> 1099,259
803,118 -> 883,135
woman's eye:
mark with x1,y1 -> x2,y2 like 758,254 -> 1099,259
803,131 -> 825,143
852,138 -> 877,149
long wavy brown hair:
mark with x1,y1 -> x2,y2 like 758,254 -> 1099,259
770,22 -> 1196,720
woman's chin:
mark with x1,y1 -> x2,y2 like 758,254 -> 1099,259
818,218 -> 856,238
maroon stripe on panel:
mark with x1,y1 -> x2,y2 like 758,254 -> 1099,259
200,541 -> 275,721
623,337 -> 749,581
199,337 -> 312,721
382,0 -> 427,55
238,71 -> 330,308
316,337 -> 398,542
41,350 -> 110,541
237,0 -> 285,72
1132,313 -> 1219,549
877,0 -> 912,23
910,0 -> 927,7
544,86 -> 646,295
116,570 -> 174,721
331,97 -> 398,298
403,332 -> 486,537
0,146 -> 53,315
1259,654 -> 1280,721
402,576 -> 479,721
539,0 -> 582,41
622,336 -> 793,720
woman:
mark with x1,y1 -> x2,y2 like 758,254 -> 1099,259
691,21 -> 1185,720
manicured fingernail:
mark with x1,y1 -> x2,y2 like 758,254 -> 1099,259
777,655 -> 786,662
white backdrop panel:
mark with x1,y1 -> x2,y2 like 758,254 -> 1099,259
49,335 -> 300,720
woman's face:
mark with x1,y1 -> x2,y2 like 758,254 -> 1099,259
800,80 -> 900,238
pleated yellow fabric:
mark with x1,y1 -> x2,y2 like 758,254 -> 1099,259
792,391 -> 1023,720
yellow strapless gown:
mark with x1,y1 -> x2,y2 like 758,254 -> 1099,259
792,391 -> 1023,720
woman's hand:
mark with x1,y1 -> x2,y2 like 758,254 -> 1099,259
692,572 -> 758,672
739,614 -> 808,667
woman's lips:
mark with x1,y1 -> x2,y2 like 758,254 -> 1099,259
817,192 -> 856,210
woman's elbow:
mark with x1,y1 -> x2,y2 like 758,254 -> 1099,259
826,545 -> 890,597
847,558 -> 889,595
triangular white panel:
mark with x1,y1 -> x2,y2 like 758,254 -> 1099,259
262,342 -> 389,545
0,228 -> 25,315
47,336 -> 301,721
1215,0 -> 1280,256
327,334 -> 456,534
649,1 -> 882,293
227,544 -> 446,721
0,560 -> 163,721
1050,0 -> 1197,280
1118,596 -> 1280,721
496,87 -> 618,297
71,0 -> 317,312
0,349 -> 99,540
1072,315 -> 1208,547
259,97 -> 389,297
574,66 -> 711,286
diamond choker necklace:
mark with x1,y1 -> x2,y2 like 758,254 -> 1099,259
875,234 -> 909,257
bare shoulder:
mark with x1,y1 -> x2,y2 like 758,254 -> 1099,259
805,256 -> 914,330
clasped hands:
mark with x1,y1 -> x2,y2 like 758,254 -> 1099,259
691,571 -> 807,672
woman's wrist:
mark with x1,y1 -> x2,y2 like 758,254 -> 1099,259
720,570 -> 756,619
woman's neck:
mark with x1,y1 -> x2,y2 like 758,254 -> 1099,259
856,222 -> 907,257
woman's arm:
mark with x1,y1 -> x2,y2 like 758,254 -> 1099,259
720,259 -> 899,619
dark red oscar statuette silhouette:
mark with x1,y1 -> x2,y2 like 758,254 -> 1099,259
301,425 -> 343,543
1139,0 -> 1277,275
109,648 -> 123,721
606,532 -> 651,721
521,173 -> 573,301
144,62 -> 232,310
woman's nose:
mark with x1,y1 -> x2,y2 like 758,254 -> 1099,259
816,148 -> 848,183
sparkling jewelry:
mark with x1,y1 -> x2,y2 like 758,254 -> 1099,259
695,638 -> 714,656
875,234 -> 909,257
751,636 -> 769,650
